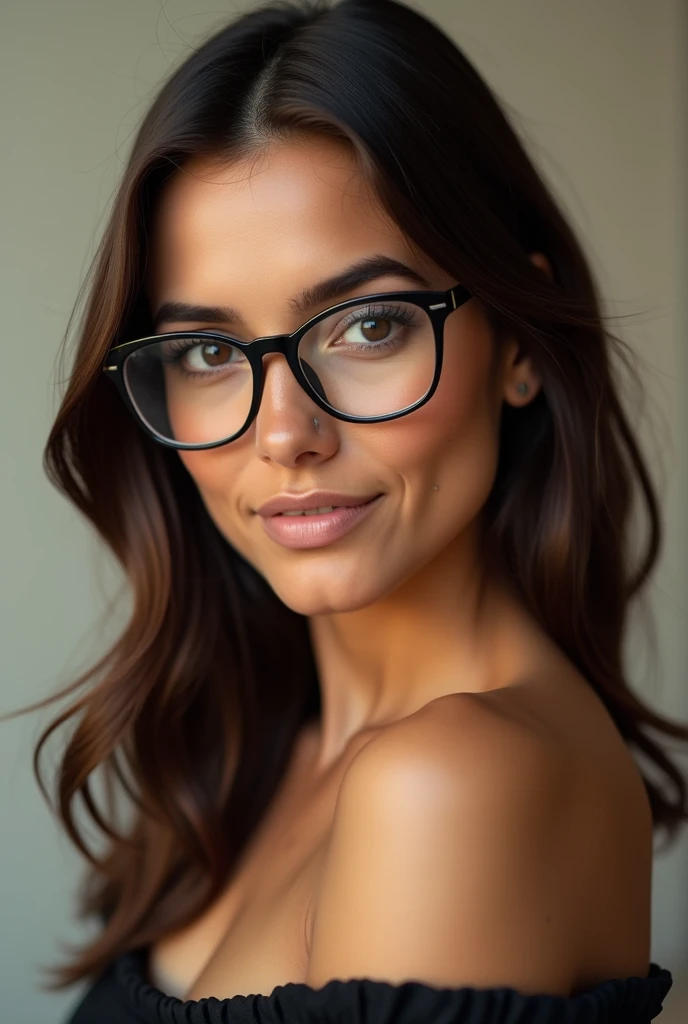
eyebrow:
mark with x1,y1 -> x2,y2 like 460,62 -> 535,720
151,254 -> 432,331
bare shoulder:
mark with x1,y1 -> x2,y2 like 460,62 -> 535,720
306,690 -> 580,995
341,686 -> 571,807
306,682 -> 652,993
378,681 -> 654,877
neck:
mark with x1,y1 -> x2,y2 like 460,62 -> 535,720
305,526 -> 522,771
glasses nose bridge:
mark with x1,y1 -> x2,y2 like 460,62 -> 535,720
250,330 -> 297,360
250,328 -> 318,414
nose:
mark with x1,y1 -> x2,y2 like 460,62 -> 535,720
252,351 -> 337,465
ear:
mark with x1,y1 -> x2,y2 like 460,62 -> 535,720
500,251 -> 551,408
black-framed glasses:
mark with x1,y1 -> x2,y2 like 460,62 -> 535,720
102,284 -> 471,450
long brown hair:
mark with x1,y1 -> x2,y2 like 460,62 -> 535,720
12,0 -> 688,987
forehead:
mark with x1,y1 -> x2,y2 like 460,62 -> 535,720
146,136 -> 418,298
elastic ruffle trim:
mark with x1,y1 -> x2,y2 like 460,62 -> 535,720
114,949 -> 673,1024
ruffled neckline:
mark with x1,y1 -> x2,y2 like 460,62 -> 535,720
113,947 -> 673,1023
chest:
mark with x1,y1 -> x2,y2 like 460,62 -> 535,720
157,838 -> 326,1001
149,727 -> 356,1000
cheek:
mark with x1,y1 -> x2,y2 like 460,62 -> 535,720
164,364 -> 253,446
369,325 -> 501,503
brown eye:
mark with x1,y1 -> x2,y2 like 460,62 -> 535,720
185,342 -> 235,370
358,317 -> 392,343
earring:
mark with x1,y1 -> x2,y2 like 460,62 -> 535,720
516,382 -> 528,396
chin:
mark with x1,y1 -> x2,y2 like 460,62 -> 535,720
263,569 -> 391,617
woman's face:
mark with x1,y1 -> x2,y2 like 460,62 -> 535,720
146,135 -> 540,615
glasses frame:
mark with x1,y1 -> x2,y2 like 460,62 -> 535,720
102,283 -> 472,451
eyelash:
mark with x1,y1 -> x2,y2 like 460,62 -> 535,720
337,304 -> 417,338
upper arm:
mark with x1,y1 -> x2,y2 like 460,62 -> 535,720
305,699 -> 579,997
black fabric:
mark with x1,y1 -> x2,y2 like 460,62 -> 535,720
64,948 -> 673,1024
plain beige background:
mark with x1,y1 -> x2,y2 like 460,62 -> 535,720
1,1 -> 686,1021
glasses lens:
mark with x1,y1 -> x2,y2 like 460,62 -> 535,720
297,300 -> 436,417
123,336 -> 252,445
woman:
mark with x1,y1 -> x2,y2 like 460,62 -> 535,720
22,0 -> 683,1020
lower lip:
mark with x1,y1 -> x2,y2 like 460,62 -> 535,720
258,495 -> 383,549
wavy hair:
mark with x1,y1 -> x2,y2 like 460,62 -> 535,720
11,0 -> 688,987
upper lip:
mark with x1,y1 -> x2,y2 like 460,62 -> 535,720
255,491 -> 381,517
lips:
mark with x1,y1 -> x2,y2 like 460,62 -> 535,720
255,491 -> 382,517
276,504 -> 341,517
257,494 -> 384,549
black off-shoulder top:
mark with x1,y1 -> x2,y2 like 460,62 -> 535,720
64,948 -> 673,1024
